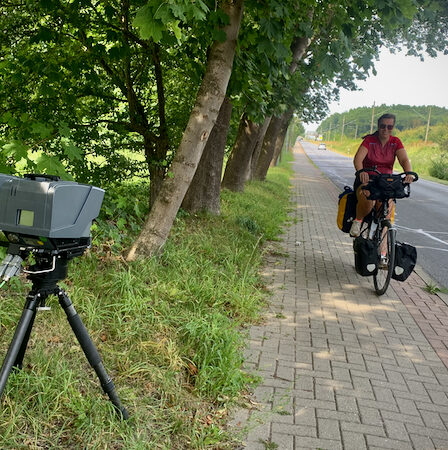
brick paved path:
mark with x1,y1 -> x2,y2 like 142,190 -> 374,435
231,146 -> 448,450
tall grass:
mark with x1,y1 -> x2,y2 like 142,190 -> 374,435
0,154 -> 294,448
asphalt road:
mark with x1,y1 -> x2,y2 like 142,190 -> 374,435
301,140 -> 448,290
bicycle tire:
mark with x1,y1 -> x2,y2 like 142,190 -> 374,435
373,220 -> 396,296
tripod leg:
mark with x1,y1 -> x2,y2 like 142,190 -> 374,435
13,309 -> 37,370
0,293 -> 40,399
57,289 -> 129,420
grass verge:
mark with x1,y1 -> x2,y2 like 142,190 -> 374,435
0,154 -> 294,449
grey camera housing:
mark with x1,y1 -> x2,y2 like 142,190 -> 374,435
0,174 -> 104,240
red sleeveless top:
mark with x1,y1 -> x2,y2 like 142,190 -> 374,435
361,135 -> 404,174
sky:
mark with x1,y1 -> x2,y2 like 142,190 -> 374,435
307,49 -> 448,131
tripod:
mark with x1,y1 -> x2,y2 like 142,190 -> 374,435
0,255 -> 129,419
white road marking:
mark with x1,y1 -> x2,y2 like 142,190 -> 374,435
395,224 -> 448,247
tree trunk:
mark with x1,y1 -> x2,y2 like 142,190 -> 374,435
144,135 -> 169,208
248,115 -> 271,181
182,96 -> 233,214
221,113 -> 259,192
126,0 -> 244,260
271,109 -> 294,167
254,115 -> 283,181
253,34 -> 311,181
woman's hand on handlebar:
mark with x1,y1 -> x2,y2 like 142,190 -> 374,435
355,167 -> 373,185
403,172 -> 417,184
359,171 -> 369,185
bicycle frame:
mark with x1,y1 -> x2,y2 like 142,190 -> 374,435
361,198 -> 397,295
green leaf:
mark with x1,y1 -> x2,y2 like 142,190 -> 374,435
36,154 -> 66,176
116,217 -> 127,230
3,141 -> 28,160
212,29 -> 227,43
171,20 -> 182,41
58,122 -> 71,138
62,139 -> 83,161
31,122 -> 53,138
134,5 -> 164,41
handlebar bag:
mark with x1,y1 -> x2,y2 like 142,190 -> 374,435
392,242 -> 417,282
366,174 -> 408,200
353,236 -> 378,276
337,186 -> 357,233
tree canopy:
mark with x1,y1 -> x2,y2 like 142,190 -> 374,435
1,0 -> 448,255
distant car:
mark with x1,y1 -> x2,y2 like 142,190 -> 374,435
318,143 -> 326,150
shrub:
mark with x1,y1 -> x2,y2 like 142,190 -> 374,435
429,156 -> 448,180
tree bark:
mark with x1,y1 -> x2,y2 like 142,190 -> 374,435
182,96 -> 233,214
221,113 -> 259,192
253,115 -> 283,181
126,0 -> 244,260
271,109 -> 294,167
248,115 -> 271,181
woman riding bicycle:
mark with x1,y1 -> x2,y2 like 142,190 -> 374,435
349,113 -> 415,238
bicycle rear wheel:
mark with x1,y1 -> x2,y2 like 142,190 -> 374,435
373,220 -> 396,296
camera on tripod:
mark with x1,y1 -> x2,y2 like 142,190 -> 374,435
0,173 -> 105,280
0,173 -> 129,419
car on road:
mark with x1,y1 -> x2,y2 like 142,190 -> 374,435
318,143 -> 326,150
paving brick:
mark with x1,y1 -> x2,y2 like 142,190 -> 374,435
420,409 -> 447,431
365,435 -> 413,449
269,432 -> 294,449
294,406 -> 316,427
241,440 -> 266,450
409,433 -> 436,449
405,423 -> 448,440
292,436 -> 343,450
394,397 -> 419,416
359,405 -> 383,427
315,383 -> 335,402
317,408 -> 360,424
383,419 -> 409,442
245,420 -> 271,443
341,430 -> 367,450
271,422 -> 316,438
340,421 -> 386,437
317,418 -> 341,440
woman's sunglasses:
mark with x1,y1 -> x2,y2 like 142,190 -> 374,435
379,124 -> 394,130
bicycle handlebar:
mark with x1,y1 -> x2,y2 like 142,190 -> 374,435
356,167 -> 419,183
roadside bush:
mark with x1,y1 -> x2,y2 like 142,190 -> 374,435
429,156 -> 448,180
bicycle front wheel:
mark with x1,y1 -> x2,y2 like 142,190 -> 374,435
373,220 -> 396,296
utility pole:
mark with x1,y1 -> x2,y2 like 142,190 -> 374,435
354,123 -> 358,139
425,106 -> 432,143
340,116 -> 345,142
370,101 -> 375,134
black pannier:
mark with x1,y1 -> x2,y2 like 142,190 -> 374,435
392,242 -> 417,282
365,174 -> 409,200
353,236 -> 378,276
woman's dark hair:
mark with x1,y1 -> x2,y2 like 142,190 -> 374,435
377,113 -> 396,128
362,113 -> 396,139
